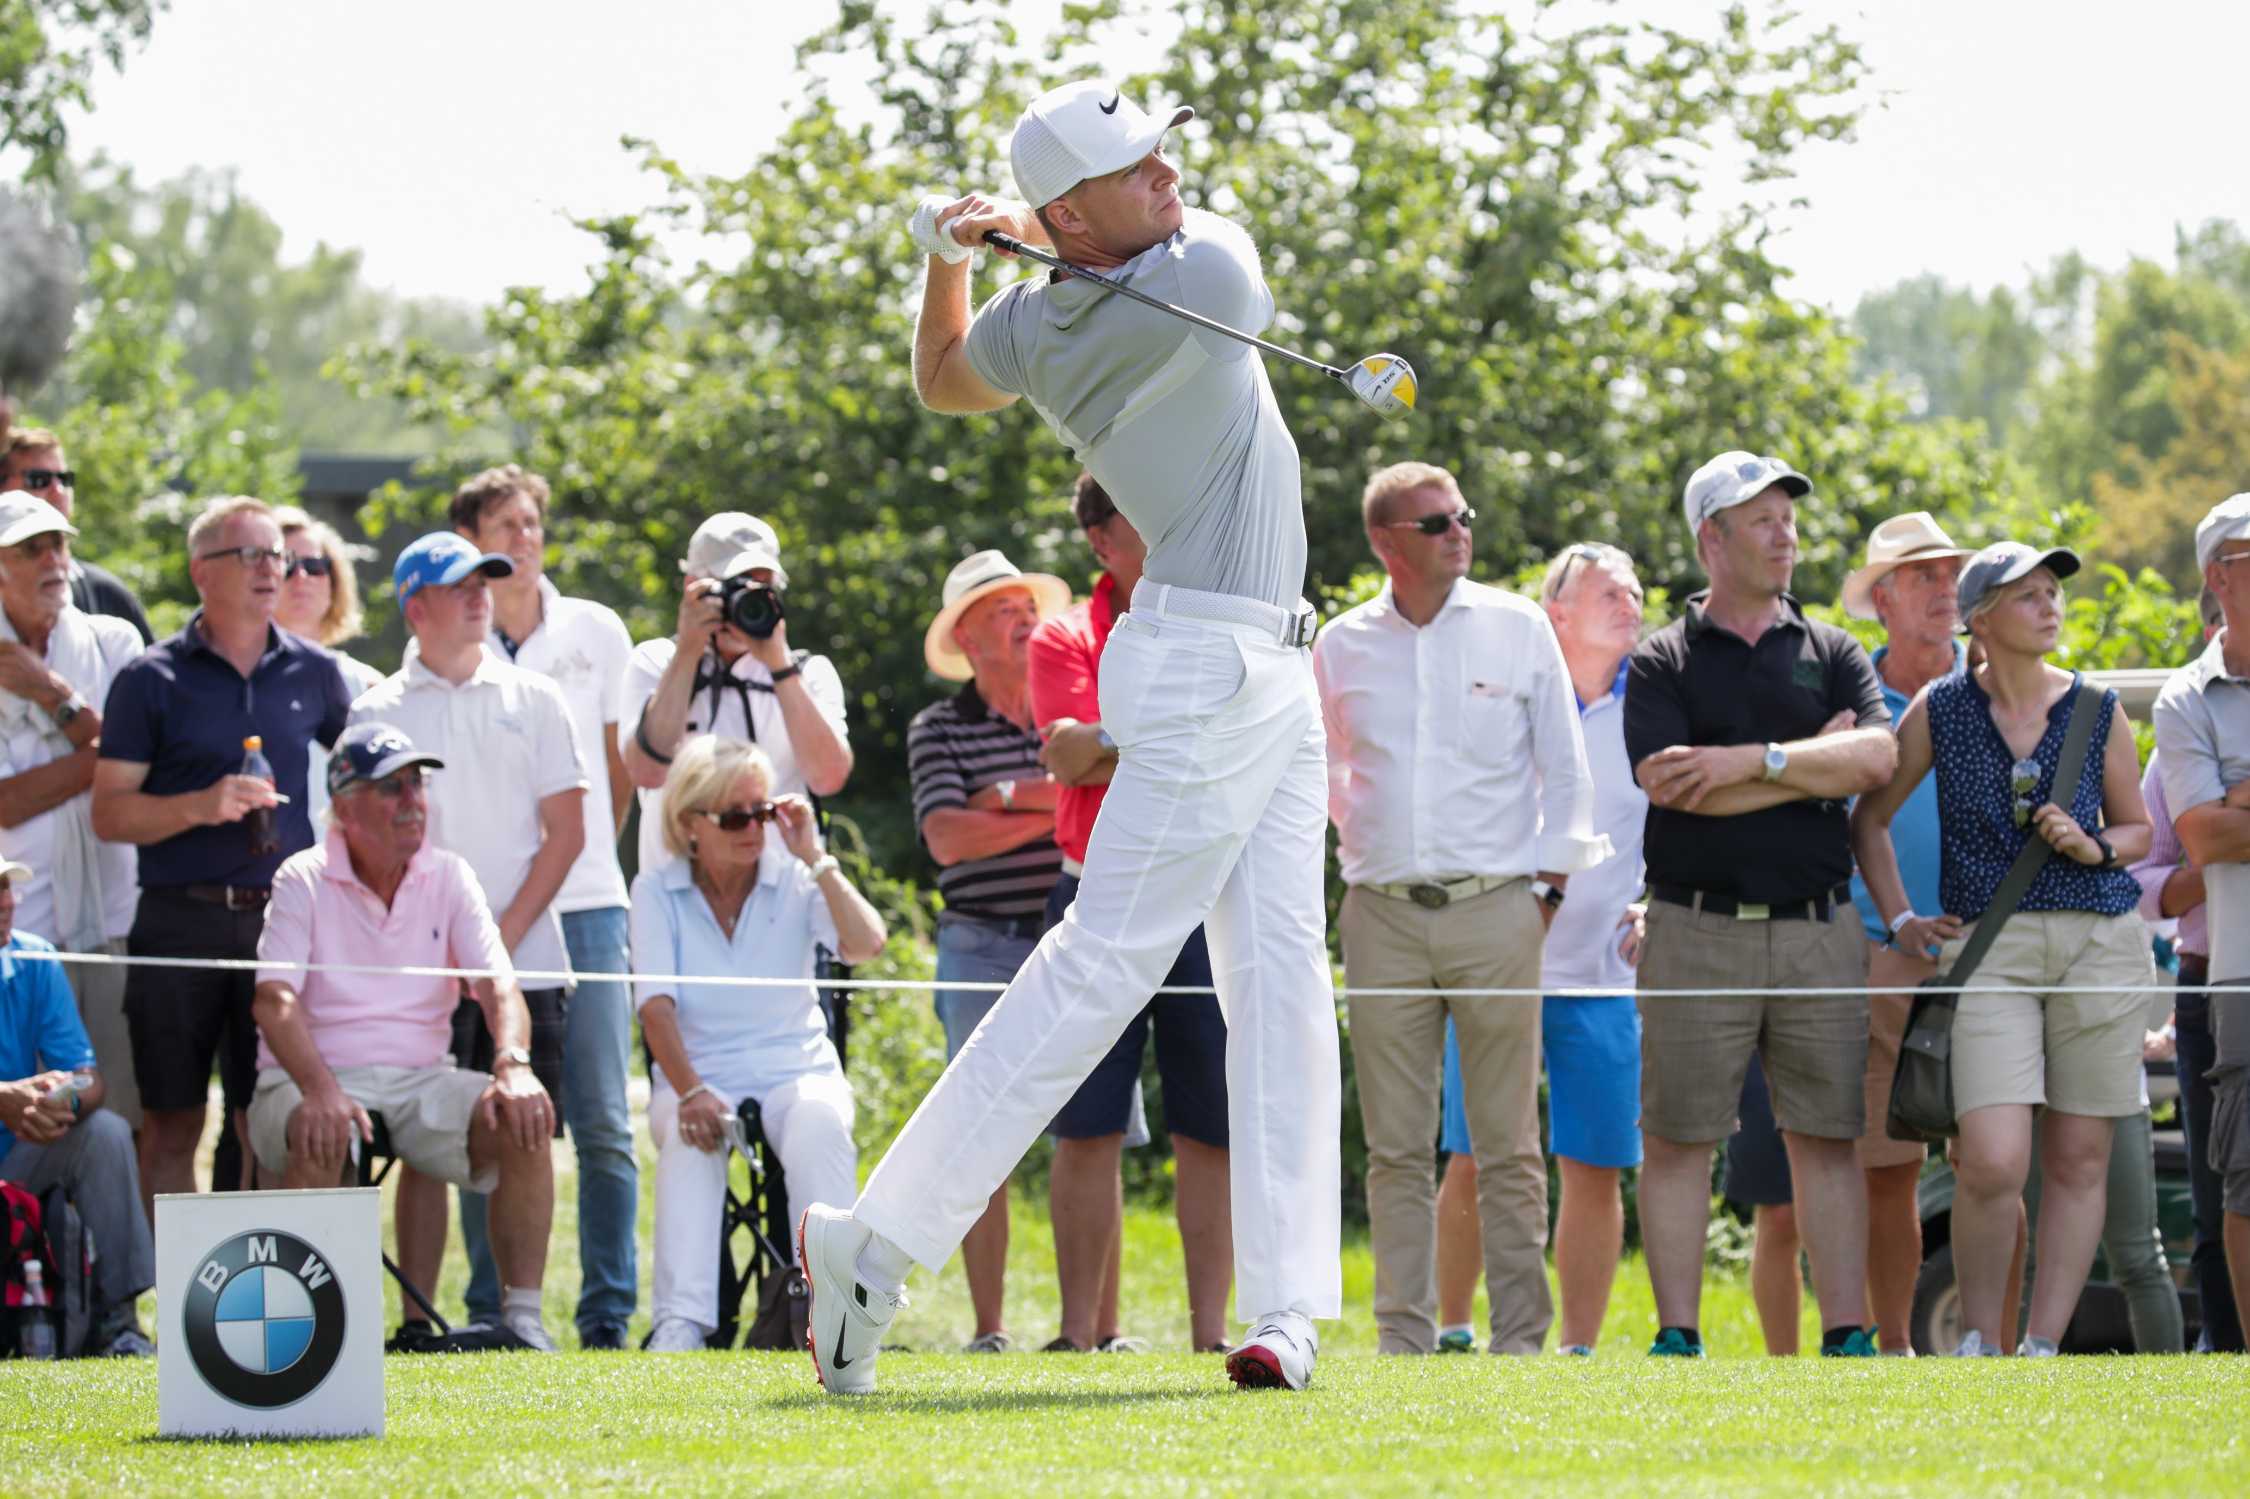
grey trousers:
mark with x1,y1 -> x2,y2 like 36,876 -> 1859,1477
2022,1106 -> 2184,1353
0,1109 -> 156,1314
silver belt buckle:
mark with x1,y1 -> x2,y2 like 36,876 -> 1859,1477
1735,901 -> 1771,922
1408,883 -> 1450,910
1285,609 -> 1317,648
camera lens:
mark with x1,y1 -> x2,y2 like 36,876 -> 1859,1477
723,577 -> 785,638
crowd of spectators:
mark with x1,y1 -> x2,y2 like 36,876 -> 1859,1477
1,418 -> 2242,1362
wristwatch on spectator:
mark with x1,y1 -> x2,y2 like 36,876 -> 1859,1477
494,1046 -> 531,1071
997,779 -> 1017,811
1761,742 -> 1788,783
1530,879 -> 1565,911
2089,831 -> 2119,869
50,692 -> 87,729
1096,728 -> 1117,754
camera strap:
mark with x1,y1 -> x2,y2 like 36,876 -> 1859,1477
693,647 -> 824,826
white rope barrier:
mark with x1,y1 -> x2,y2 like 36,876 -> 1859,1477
10,947 -> 2197,1000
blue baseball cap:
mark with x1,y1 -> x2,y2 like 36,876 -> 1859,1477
393,531 -> 512,603
326,721 -> 445,797
1955,541 -> 2080,626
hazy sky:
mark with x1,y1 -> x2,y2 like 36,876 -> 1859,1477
61,0 -> 2250,314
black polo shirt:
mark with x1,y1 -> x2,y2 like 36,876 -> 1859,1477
1624,591 -> 1886,903
98,615 -> 352,889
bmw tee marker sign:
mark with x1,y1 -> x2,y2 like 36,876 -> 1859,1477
157,1189 -> 383,1438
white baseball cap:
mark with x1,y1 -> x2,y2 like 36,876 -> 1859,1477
0,489 -> 76,548
683,512 -> 789,588
1682,450 -> 1812,534
2194,493 -> 2250,572
1010,80 -> 1194,210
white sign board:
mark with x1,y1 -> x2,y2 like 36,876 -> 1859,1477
156,1188 -> 384,1439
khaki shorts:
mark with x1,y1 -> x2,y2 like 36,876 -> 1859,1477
249,1064 -> 494,1191
1638,898 -> 1869,1144
1860,938 -> 1932,1169
2208,1069 -> 2250,1217
1937,910 -> 2152,1119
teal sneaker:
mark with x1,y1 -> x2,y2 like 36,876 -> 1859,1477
1647,1328 -> 1704,1357
1435,1328 -> 1477,1354
1822,1327 -> 1879,1357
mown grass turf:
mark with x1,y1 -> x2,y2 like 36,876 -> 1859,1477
7,1348 -> 2247,1496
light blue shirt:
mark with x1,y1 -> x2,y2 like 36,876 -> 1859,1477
0,931 -> 95,1159
628,857 -> 841,1101
1850,643 -> 1963,942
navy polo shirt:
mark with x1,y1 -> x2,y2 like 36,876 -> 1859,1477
98,615 -> 352,889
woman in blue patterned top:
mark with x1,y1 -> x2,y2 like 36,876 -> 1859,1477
1851,541 -> 2154,1357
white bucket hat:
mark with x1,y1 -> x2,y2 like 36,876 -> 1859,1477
922,550 -> 1072,681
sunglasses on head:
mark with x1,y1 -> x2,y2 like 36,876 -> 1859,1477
700,801 -> 779,832
286,554 -> 333,580
16,469 -> 73,491
2010,758 -> 2042,828
1384,506 -> 1475,537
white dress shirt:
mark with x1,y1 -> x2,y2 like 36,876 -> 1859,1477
351,646 -> 588,985
1315,578 -> 1608,888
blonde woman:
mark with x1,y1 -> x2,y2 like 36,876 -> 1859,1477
273,507 -> 382,825
634,736 -> 887,1351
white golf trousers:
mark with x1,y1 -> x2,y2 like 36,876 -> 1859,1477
649,1070 -> 856,1332
857,586 -> 1344,1320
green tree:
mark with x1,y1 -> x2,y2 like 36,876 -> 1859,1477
0,0 -> 161,179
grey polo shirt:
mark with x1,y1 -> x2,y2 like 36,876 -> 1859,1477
2154,633 -> 2250,1064
964,208 -> 1306,612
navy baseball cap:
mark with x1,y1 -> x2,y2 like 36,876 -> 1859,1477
1955,541 -> 2081,626
393,531 -> 512,603
327,721 -> 445,798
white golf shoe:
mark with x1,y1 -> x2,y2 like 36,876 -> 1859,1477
800,1204 -> 906,1395
646,1317 -> 708,1353
1226,1311 -> 1317,1390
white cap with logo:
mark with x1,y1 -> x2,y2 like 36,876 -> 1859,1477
1011,80 -> 1194,210
0,489 -> 76,549
683,512 -> 788,588
1682,450 -> 1812,535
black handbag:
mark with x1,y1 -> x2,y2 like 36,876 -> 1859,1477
1887,683 -> 2102,1144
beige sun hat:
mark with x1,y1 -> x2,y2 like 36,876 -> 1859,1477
922,550 -> 1072,681
1840,512 -> 1973,621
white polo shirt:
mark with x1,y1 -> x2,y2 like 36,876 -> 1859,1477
1539,663 -> 1647,995
1314,577 -> 1609,888
350,646 -> 588,985
491,577 -> 633,914
622,639 -> 849,877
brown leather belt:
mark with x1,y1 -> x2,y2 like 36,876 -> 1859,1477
1652,883 -> 1851,923
167,883 -> 271,911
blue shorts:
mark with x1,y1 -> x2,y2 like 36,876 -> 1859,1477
1439,995 -> 1643,1170
1722,1053 -> 1794,1207
1044,874 -> 1230,1147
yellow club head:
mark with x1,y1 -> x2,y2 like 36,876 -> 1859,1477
1345,353 -> 1417,418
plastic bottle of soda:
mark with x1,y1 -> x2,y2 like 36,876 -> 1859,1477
241,735 -> 280,856
19,1261 -> 56,1359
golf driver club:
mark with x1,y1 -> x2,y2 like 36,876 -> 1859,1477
980,230 -> 1417,418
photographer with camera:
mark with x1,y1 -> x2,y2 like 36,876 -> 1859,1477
623,514 -> 853,878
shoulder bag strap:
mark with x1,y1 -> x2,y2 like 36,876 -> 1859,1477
1941,682 -> 2104,990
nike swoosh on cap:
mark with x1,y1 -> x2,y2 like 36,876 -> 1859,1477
1099,92 -> 1120,114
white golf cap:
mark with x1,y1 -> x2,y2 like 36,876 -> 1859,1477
1010,80 -> 1194,210
1682,450 -> 1812,534
683,512 -> 789,588
2195,493 -> 2250,572
0,489 -> 76,548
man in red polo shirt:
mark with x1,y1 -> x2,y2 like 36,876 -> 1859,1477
1028,473 -> 1233,1354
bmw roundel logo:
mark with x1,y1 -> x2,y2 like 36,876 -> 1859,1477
182,1229 -> 348,1409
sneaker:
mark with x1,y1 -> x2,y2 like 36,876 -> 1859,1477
1435,1328 -> 1477,1354
1822,1327 -> 1879,1357
799,1204 -> 906,1395
1558,1344 -> 1595,1357
1095,1334 -> 1150,1354
579,1322 -> 628,1352
1227,1312 -> 1316,1391
1952,1330 -> 2003,1357
97,1327 -> 156,1357
646,1317 -> 709,1353
503,1311 -> 558,1353
1040,1336 -> 1088,1353
2017,1335 -> 2061,1358
1647,1328 -> 1704,1357
1200,1339 -> 1235,1355
964,1331 -> 1014,1354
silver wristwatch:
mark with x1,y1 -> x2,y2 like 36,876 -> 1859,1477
51,693 -> 87,728
1761,742 -> 1788,783
494,1046 -> 532,1070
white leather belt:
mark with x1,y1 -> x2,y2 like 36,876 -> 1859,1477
1139,582 -> 1318,648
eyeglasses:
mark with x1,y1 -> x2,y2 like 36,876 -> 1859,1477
16,469 -> 74,491
1383,507 -> 1475,537
198,545 -> 288,569
285,554 -> 334,579
2010,758 -> 2042,828
699,801 -> 778,832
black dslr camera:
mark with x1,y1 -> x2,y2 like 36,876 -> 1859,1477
720,574 -> 786,638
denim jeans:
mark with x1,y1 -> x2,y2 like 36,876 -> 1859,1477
933,913 -> 1042,1058
2176,986 -> 2245,1351
561,905 -> 640,1333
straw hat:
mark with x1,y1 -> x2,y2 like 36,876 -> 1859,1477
922,550 -> 1072,681
1840,512 -> 1972,621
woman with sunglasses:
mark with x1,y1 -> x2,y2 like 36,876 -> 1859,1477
274,507 -> 383,826
1851,541 -> 2154,1356
633,735 -> 887,1351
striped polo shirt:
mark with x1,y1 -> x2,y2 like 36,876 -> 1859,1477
907,681 -> 1063,922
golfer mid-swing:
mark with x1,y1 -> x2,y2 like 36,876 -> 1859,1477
801,79 -> 1343,1393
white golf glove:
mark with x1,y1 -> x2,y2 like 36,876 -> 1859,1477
908,194 -> 976,265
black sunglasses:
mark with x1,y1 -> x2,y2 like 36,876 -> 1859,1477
16,469 -> 74,491
286,554 -> 334,579
1384,506 -> 1476,537
700,801 -> 779,832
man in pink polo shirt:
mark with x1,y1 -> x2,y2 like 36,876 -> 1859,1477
248,721 -> 561,1351
1029,473 -> 1232,1354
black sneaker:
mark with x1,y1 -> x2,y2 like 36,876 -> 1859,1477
579,1322 -> 629,1351
1041,1336 -> 1090,1352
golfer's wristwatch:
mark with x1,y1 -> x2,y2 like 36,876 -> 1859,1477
494,1046 -> 532,1071
1760,742 -> 1788,782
